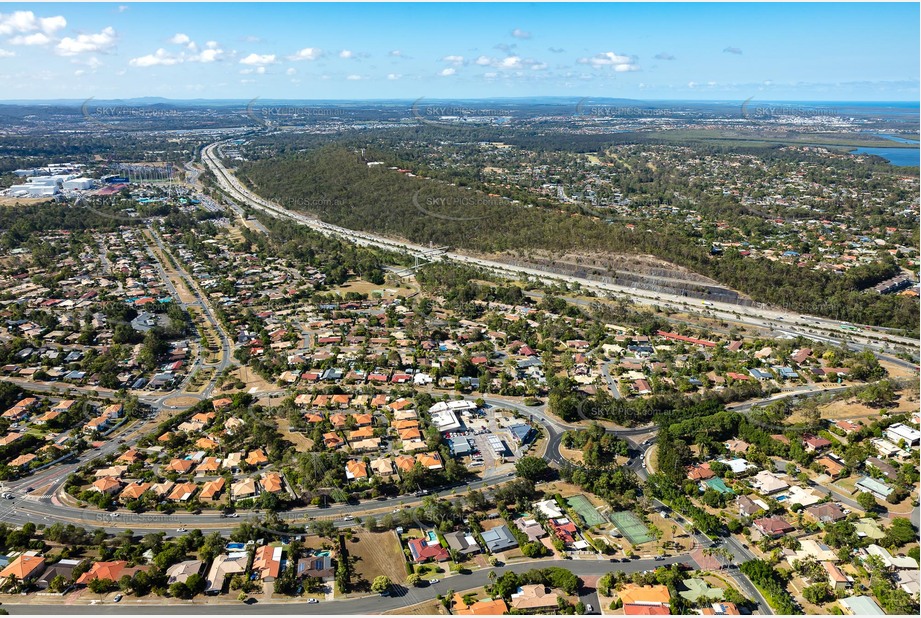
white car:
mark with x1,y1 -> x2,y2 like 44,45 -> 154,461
176,527 -> 187,532
307,598 -> 319,604
429,579 -> 439,584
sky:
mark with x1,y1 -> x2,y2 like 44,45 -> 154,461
0,2 -> 918,101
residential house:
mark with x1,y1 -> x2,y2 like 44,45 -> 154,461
481,525 -> 518,553
452,593 -> 509,615
345,460 -> 369,481
296,555 -> 334,581
444,531 -> 481,556
231,478 -> 259,501
823,561 -> 850,592
407,537 -> 450,563
205,554 -> 248,594
199,478 -> 226,502
510,584 -> 560,611
618,584 -> 671,609
253,545 -> 283,581
753,517 -> 795,538
804,502 -> 847,524
839,596 -> 885,615
76,560 -> 129,586
0,554 -> 45,582
855,476 -> 893,501
166,560 -> 204,585
514,517 -> 547,542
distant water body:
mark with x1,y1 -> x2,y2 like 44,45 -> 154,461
853,133 -> 920,167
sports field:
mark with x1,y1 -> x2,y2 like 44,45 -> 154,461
610,511 -> 654,545
567,494 -> 607,527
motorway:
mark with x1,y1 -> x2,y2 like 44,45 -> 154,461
200,141 -> 919,370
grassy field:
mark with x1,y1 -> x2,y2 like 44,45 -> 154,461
347,531 -> 409,589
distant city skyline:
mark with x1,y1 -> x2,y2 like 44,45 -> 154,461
0,2 -> 918,101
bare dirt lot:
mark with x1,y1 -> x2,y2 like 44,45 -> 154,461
277,418 -> 314,451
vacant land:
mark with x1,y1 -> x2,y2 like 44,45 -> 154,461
385,598 -> 448,615
791,391 -> 918,424
347,531 -> 408,588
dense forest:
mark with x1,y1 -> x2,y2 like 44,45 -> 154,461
238,146 -> 918,332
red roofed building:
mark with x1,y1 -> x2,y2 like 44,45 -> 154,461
407,537 -> 450,563
76,561 -> 128,586
625,605 -> 670,615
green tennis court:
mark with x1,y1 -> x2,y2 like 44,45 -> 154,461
610,511 -> 654,545
566,494 -> 607,527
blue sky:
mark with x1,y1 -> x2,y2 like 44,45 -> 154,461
0,2 -> 918,101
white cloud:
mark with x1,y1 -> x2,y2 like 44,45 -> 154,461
56,27 -> 117,56
440,67 -> 456,76
117,6 -> 129,13
387,73 -> 401,80
578,51 -> 639,72
129,48 -> 181,67
192,47 -> 223,63
346,74 -> 362,80
285,67 -> 296,76
499,56 -> 521,69
0,48 -> 14,58
132,36 -> 223,66
40,15 -> 67,34
0,11 -> 66,36
289,47 -> 322,61
339,49 -> 353,59
239,52 -> 275,66
442,55 -> 464,66
9,32 -> 51,46
530,62 -> 547,71
511,28 -> 531,39
475,55 -> 491,66
389,50 -> 403,57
